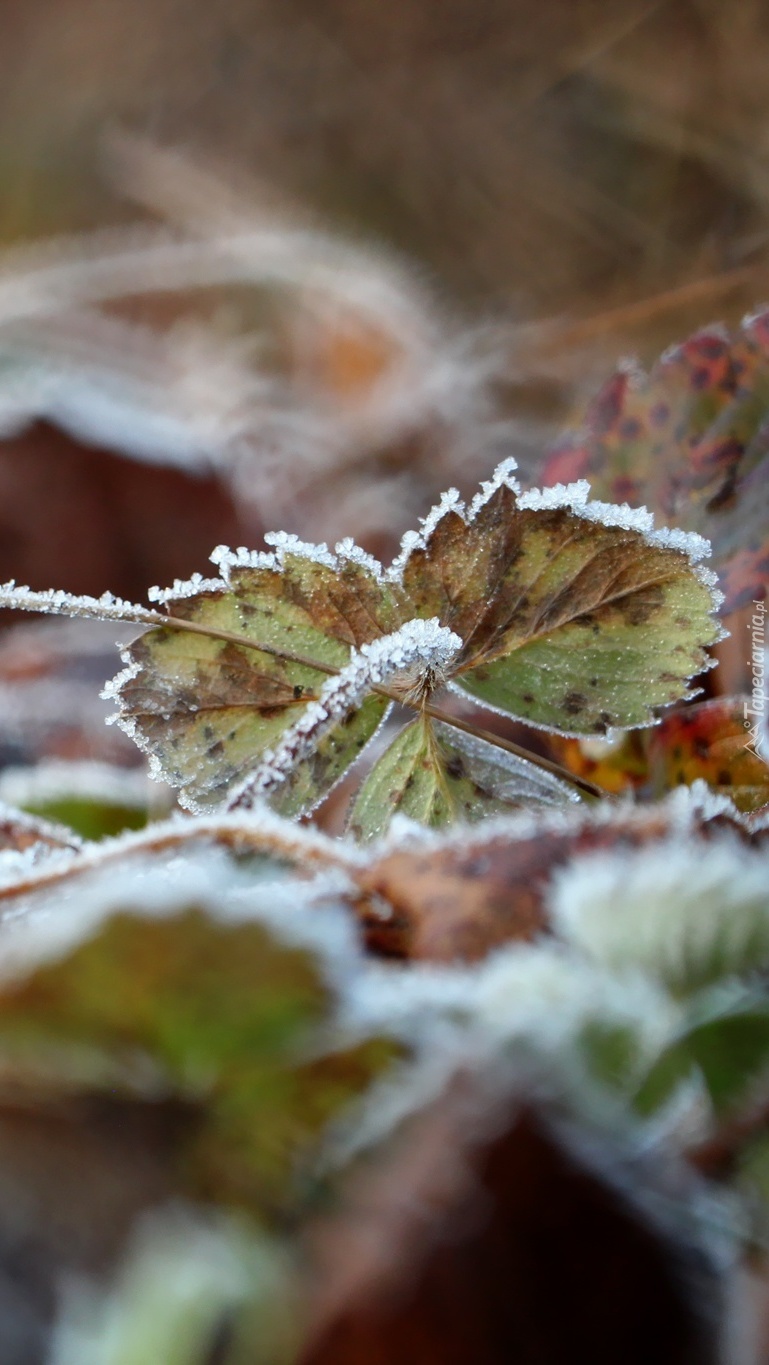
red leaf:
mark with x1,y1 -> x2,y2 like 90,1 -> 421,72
542,316 -> 769,614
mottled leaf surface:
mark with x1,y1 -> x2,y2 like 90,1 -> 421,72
430,495 -> 721,735
347,717 -> 577,842
542,314 -> 769,613
18,460 -> 720,827
115,549 -> 403,812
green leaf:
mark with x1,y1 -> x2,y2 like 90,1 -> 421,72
635,992 -> 769,1117
112,545 -> 403,812
405,480 -> 722,736
347,715 -> 578,842
0,846 -> 393,1214
347,718 -> 452,841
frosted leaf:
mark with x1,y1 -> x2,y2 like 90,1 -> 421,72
347,712 -> 578,843
229,619 -> 461,815
396,462 -> 722,735
551,837 -> 769,992
346,781 -> 760,964
104,540 -> 405,812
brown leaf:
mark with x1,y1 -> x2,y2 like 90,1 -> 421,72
354,806 -> 677,963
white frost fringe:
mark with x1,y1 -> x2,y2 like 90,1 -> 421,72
227,618 -> 462,809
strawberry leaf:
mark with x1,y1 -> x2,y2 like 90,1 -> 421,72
347,716 -> 579,842
400,473 -> 722,735
109,541 -> 405,812
542,314 -> 769,614
0,461 -> 723,827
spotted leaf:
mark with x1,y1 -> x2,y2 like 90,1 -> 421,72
401,473 -> 722,736
109,543 -> 405,812
347,715 -> 578,842
543,313 -> 769,614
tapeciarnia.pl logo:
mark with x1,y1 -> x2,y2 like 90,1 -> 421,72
744,600 -> 767,757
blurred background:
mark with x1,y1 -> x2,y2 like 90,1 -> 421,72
1,0 -> 769,576
3,0 -> 769,322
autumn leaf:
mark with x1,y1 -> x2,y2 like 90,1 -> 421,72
353,782 -> 769,964
543,730 -> 649,797
108,540 -> 407,813
542,313 -> 769,614
647,697 -> 769,814
347,715 -> 579,842
0,459 -> 722,835
352,795 -> 710,963
398,473 -> 721,737
0,831 -> 390,1214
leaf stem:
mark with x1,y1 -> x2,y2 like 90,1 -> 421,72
418,701 -> 604,800
0,595 -> 606,802
144,610 -> 606,799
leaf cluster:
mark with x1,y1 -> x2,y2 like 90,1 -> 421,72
0,312 -> 763,1363
0,458 -> 723,840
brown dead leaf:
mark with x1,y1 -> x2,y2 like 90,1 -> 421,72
354,808 -> 675,963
